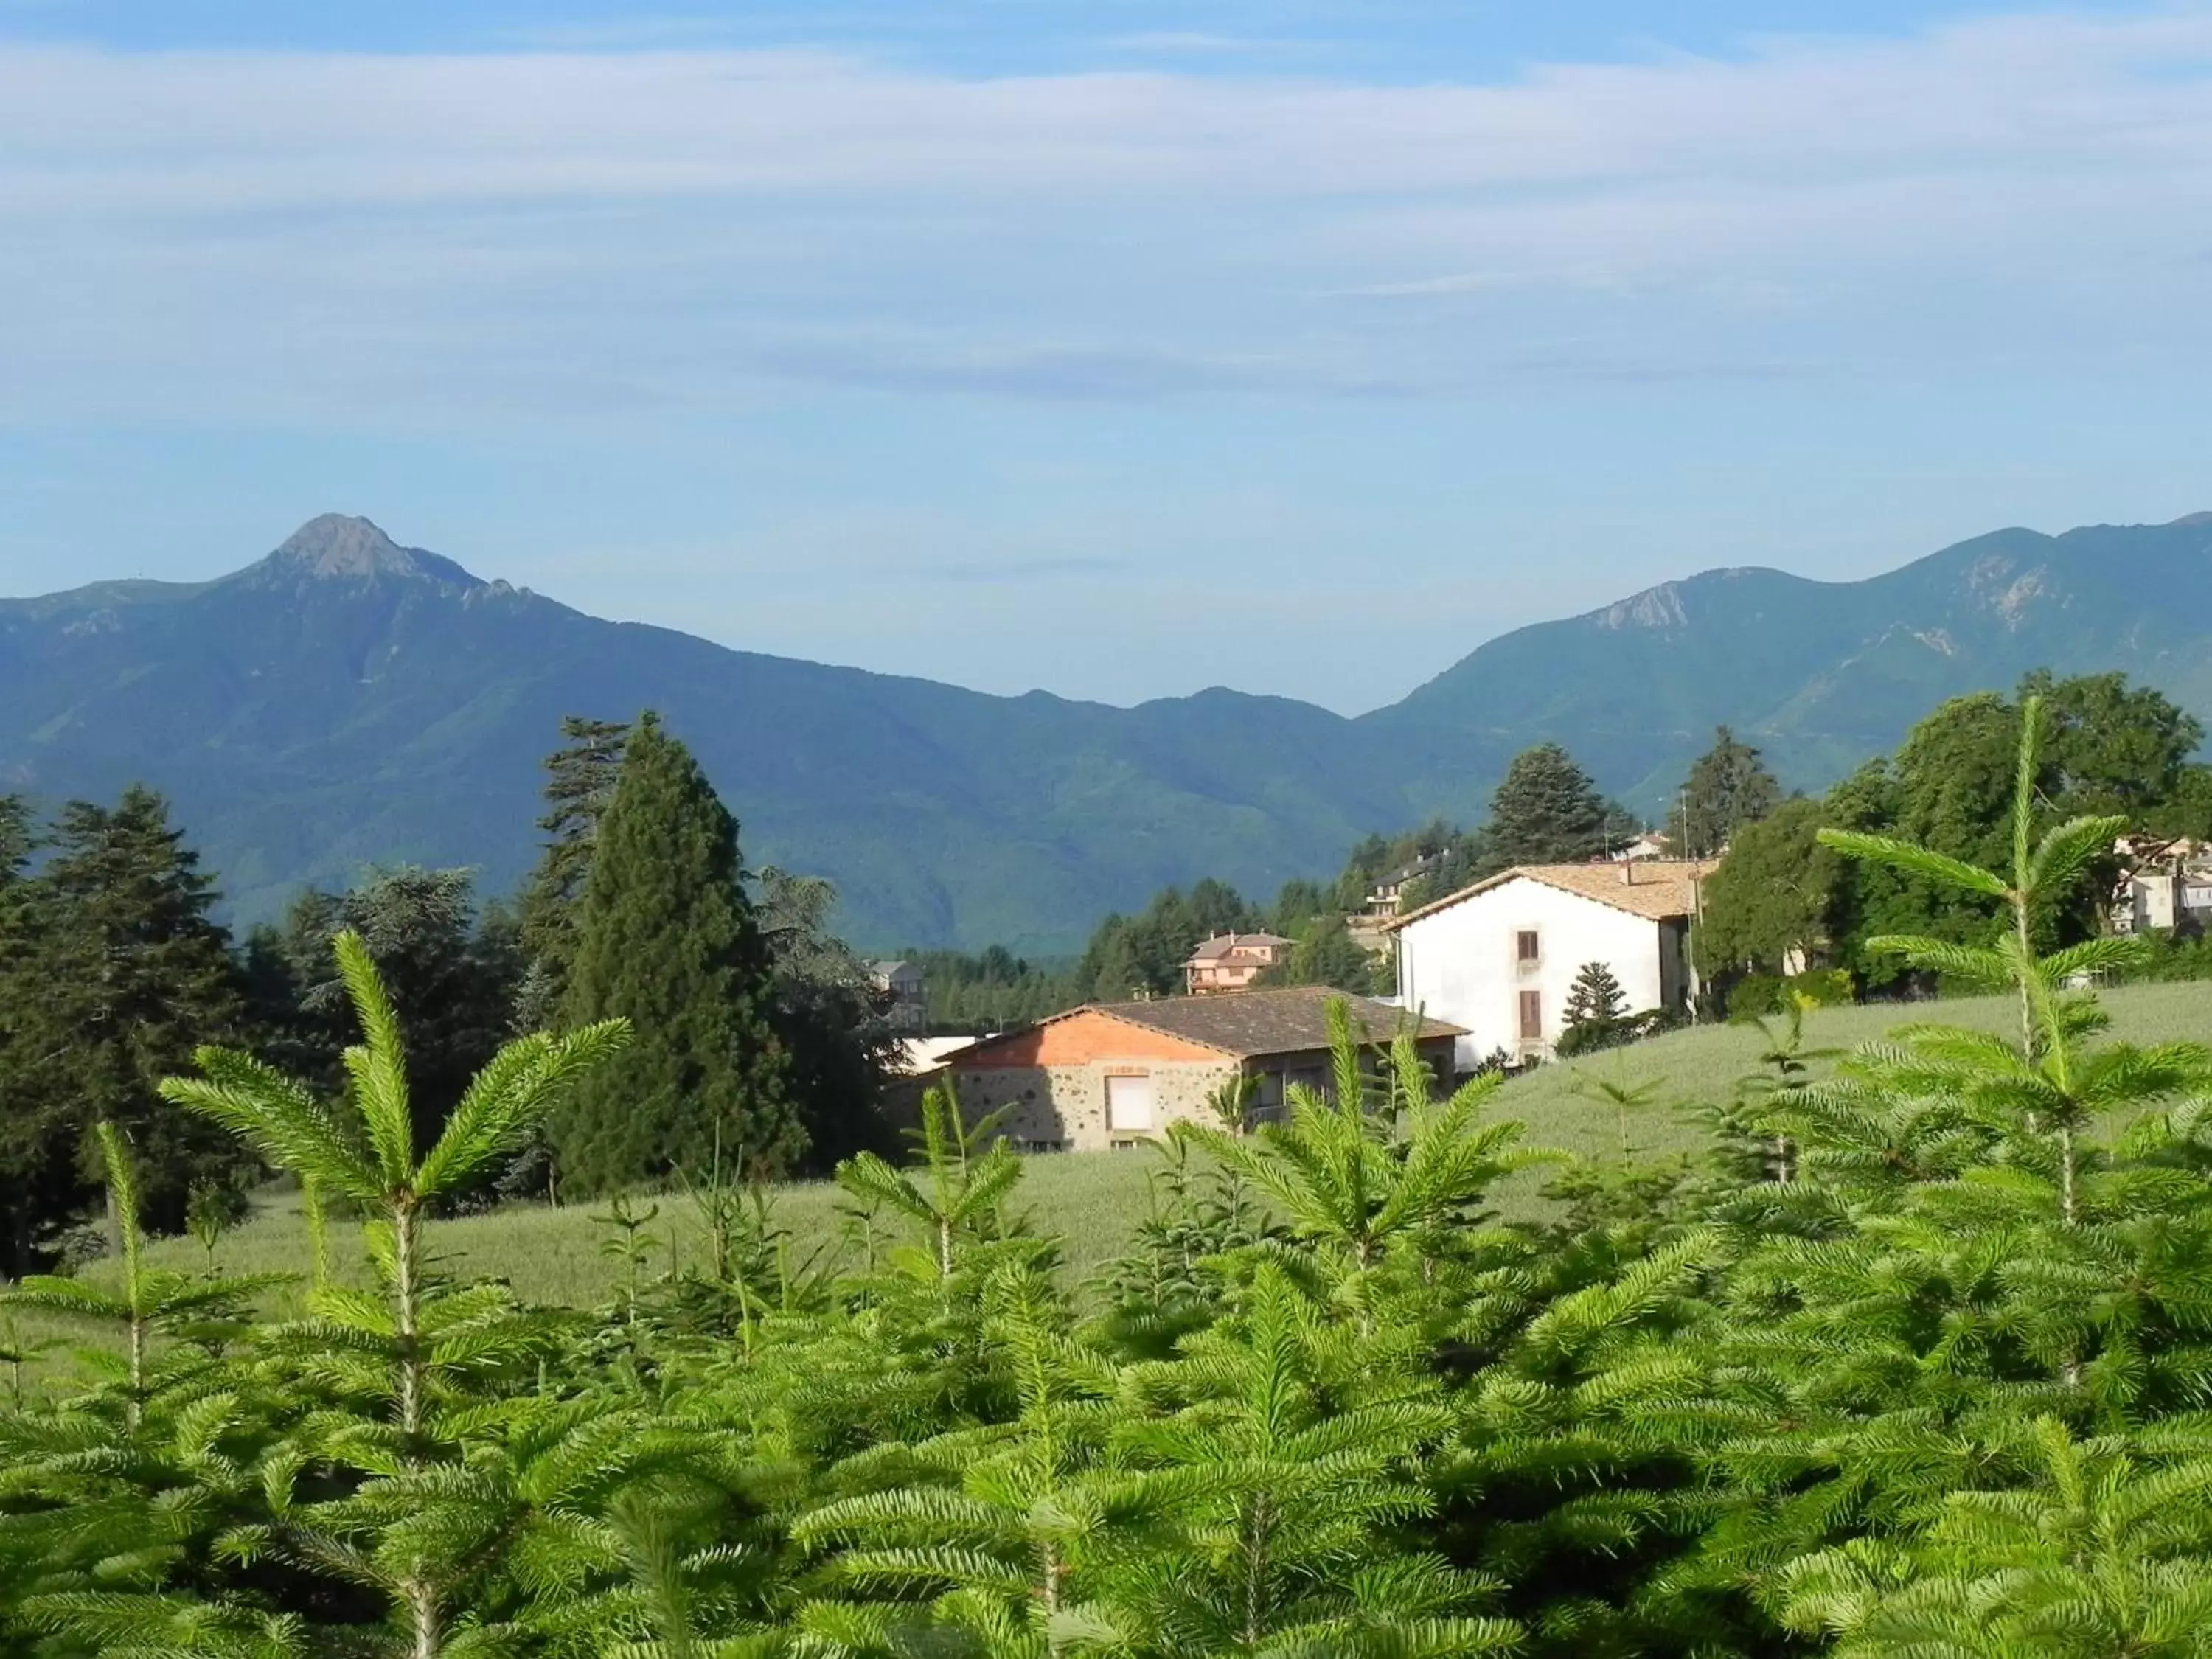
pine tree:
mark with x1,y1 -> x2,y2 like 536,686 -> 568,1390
1116,1263 -> 1517,1659
1557,960 -> 1634,1059
1561,962 -> 1627,1032
261,867 -> 524,1158
1668,726 -> 1783,859
792,1270 -> 1159,1658
0,793 -> 59,1276
1196,1001 -> 1537,1333
757,865 -> 900,1170
517,714 -> 630,1029
553,712 -> 801,1192
10,787 -> 251,1239
1678,697 -> 2212,1625
0,1121 -> 299,1652
1475,744 -> 1623,874
1778,1417 -> 2212,1658
838,1082 -> 1023,1282
158,931 -> 633,1658
0,793 -> 31,875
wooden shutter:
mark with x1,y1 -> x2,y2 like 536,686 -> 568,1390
1518,990 -> 1543,1042
1517,930 -> 1540,962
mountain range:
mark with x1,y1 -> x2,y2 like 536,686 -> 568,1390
4,512 -> 2208,951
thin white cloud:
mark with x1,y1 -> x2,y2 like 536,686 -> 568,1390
1106,32 -> 1273,55
2,8 -> 2212,422
4,12 -> 2212,210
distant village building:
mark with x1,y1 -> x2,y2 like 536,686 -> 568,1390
1361,855 -> 1441,919
868,960 -> 929,1034
1608,832 -> 1674,863
1183,932 -> 1293,996
2115,840 -> 2212,935
1387,860 -> 1717,1068
946,987 -> 1464,1152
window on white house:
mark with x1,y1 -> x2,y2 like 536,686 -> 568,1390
1516,930 -> 1541,963
1518,990 -> 1543,1042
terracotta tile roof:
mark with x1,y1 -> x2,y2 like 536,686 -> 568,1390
1183,931 -> 1293,964
1386,860 -> 1720,931
1088,985 -> 1464,1057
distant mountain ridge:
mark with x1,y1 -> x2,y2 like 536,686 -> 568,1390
4,511 -> 2208,950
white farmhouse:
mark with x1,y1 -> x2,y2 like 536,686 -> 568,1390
1385,861 -> 1717,1069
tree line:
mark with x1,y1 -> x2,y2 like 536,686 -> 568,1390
5,697 -> 2212,1657
1699,671 -> 2212,1003
917,739 -> 1668,1031
920,669 -> 2211,1041
0,712 -> 902,1277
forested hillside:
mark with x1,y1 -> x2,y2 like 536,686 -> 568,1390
4,512 -> 2208,949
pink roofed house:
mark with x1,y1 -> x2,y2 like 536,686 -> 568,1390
1183,932 -> 1293,996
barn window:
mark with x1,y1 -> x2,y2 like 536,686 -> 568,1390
1105,1073 -> 1155,1133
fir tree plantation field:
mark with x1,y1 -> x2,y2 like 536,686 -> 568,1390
9,700 -> 2212,1659
97,981 -> 2210,1319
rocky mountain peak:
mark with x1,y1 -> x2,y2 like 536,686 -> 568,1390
1595,582 -> 1690,631
262,515 -> 481,589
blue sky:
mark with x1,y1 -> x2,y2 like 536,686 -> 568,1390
1,1 -> 2208,712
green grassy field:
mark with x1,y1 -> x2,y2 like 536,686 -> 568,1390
22,983 -> 2211,1343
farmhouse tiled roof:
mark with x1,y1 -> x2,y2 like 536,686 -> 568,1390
1385,860 -> 1721,931
1087,986 -> 1463,1058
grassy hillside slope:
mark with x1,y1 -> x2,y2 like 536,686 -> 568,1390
81,983 -> 2207,1324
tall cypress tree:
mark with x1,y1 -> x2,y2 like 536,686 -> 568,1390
551,713 -> 799,1193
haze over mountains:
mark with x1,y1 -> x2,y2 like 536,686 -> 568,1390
4,512 -> 2208,951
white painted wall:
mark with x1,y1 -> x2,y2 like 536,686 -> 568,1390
1395,878 -> 1676,1068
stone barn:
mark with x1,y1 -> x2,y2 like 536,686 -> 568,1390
945,986 -> 1464,1152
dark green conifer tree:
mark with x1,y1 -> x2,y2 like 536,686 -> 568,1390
0,794 -> 61,1275
1474,742 -> 1628,874
9,787 -> 251,1239
1668,725 -> 1784,858
756,865 -> 900,1169
552,712 -> 801,1191
1558,960 -> 1630,1057
517,714 -> 630,1029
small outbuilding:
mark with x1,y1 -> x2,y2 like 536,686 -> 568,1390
947,986 -> 1465,1152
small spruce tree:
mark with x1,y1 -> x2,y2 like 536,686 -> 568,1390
552,712 -> 801,1192
1559,961 -> 1630,1056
